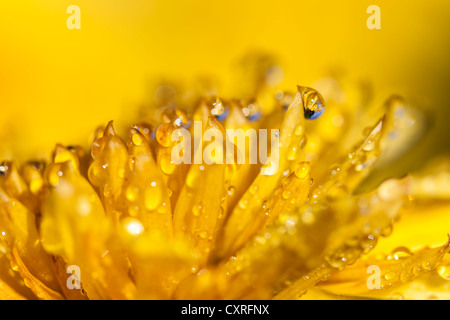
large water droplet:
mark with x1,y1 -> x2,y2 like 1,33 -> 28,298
437,264 -> 450,280
298,86 -> 325,120
387,247 -> 412,261
156,123 -> 175,147
294,162 -> 310,179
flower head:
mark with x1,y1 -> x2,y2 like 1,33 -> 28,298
0,58 -> 449,300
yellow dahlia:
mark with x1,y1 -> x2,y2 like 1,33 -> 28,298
0,59 -> 449,300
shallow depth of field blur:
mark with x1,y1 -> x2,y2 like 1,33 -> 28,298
1,0 -> 449,164
0,1 -> 450,247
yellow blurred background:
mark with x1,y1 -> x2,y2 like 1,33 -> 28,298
1,0 -> 449,174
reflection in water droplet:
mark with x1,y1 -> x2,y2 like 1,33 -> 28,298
298,86 -> 326,120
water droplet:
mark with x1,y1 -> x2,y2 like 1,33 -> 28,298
132,132 -> 143,146
294,124 -> 304,136
437,264 -> 450,280
192,203 -> 203,216
207,97 -> 229,121
242,101 -> 262,122
294,162 -> 310,179
310,188 -> 321,202
327,254 -> 347,269
298,86 -> 325,120
355,162 -> 367,172
238,199 -> 248,209
301,208 -> 315,224
287,145 -> 299,161
218,207 -> 224,219
129,157 -> 136,172
156,123 -> 175,147
380,224 -> 393,237
261,200 -> 268,209
360,234 -> 377,252
329,164 -> 341,177
0,162 -> 9,176
144,187 -> 161,211
299,136 -> 307,149
10,260 -> 19,272
384,271 -> 397,281
249,185 -> 258,195
387,247 -> 412,261
422,261 -> 432,271
362,139 -> 375,151
160,154 -> 176,175
282,189 -> 293,200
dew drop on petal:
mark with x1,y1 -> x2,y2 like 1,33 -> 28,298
298,86 -> 326,120
294,162 -> 310,179
156,123 -> 175,147
437,264 -> 450,280
387,247 -> 412,261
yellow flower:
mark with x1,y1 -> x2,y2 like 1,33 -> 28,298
0,55 -> 449,300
